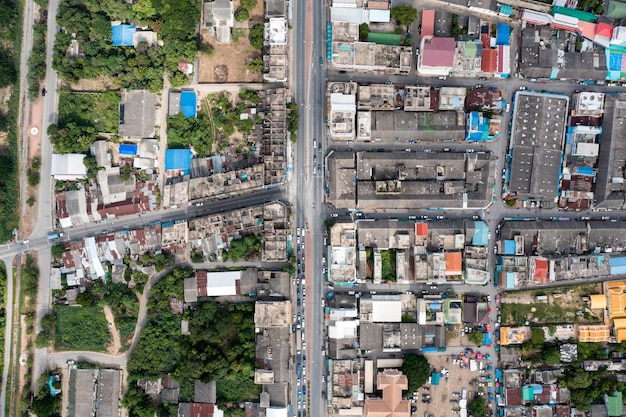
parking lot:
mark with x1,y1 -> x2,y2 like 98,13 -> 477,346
411,351 -> 496,417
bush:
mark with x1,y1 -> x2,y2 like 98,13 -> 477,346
241,0 -> 256,10
249,23 -> 265,50
234,8 -> 249,22
51,244 -> 65,259
222,235 -> 262,262
245,57 -> 263,73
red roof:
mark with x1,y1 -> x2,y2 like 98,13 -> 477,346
189,403 -> 215,417
196,271 -> 208,297
421,37 -> 455,67
421,10 -> 435,39
597,22 -> 613,38
506,389 -> 522,406
415,223 -> 428,236
482,49 -> 497,72
534,259 -> 548,281
480,33 -> 491,49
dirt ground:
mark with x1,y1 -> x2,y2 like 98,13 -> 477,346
198,29 -> 262,83
500,283 -> 603,325
103,305 -> 122,355
64,76 -> 118,92
415,352 -> 494,417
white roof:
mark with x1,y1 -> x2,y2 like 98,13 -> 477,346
328,320 -> 358,339
85,236 -> 106,278
51,154 -> 87,180
369,9 -> 390,23
371,299 -> 402,322
521,9 -> 552,25
330,7 -> 369,23
206,270 -> 241,296
266,408 -> 289,417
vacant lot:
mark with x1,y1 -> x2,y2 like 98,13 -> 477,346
58,91 -> 120,134
54,305 -> 110,352
198,29 -> 262,83
501,283 -> 603,325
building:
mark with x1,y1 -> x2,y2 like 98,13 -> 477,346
51,154 -> 87,180
508,92 -> 568,205
67,369 -> 121,417
205,0 -> 234,44
119,90 -> 156,138
418,37 -> 455,76
328,82 -> 358,140
364,370 -> 410,417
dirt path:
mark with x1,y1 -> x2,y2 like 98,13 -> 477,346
103,306 -> 121,355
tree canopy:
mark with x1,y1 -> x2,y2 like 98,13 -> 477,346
468,397 -> 487,416
390,5 -> 417,28
401,353 -> 430,392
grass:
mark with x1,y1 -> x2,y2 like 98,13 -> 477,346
54,305 -> 110,351
57,91 -> 120,134
501,283 -> 603,325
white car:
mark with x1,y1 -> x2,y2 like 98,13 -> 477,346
303,341 -> 307,349
297,228 -> 301,236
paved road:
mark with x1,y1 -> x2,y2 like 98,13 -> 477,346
0,255 -> 15,414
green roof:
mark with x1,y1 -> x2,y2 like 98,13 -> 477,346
522,386 -> 534,401
367,32 -> 402,46
464,42 -> 478,57
552,6 -> 598,22
607,391 -> 623,416
607,0 -> 626,18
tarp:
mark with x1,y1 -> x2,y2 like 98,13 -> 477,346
119,144 -> 138,155
112,24 -> 136,46
180,91 -> 197,118
504,240 -> 516,255
367,32 -> 401,46
482,332 -> 492,345
610,256 -> 626,275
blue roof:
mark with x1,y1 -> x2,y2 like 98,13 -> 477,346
504,240 -> 516,255
496,24 -> 511,46
180,91 -> 197,118
578,166 -> 594,175
610,256 -> 626,275
506,272 -> 515,289
499,4 -> 513,15
482,332 -> 493,345
165,149 -> 191,174
431,373 -> 440,385
119,144 -> 138,155
472,221 -> 489,246
112,24 -> 136,46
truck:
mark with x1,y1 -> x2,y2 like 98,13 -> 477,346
47,231 -> 64,240
296,365 -> 302,379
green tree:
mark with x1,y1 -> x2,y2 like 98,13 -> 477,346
249,23 -> 265,50
241,0 -> 256,10
530,327 -> 546,347
76,291 -> 95,307
234,8 -> 249,22
239,89 -> 260,105
542,346 -> 561,365
132,0 -> 156,19
245,58 -> 264,73
401,353 -> 430,392
451,14 -> 461,38
359,23 -> 369,42
390,5 -> 417,29
51,244 -> 65,259
468,397 -> 487,416
468,330 -> 483,346
169,71 -> 189,87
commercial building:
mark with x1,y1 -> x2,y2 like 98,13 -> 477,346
363,370 -> 410,417
68,369 -> 121,417
417,37 -> 455,76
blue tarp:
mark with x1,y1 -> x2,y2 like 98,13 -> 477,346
504,240 -> 516,255
112,24 -> 136,46
499,4 -> 512,15
431,372 -> 440,385
496,24 -> 511,46
165,149 -> 191,175
610,256 -> 626,275
472,221 -> 489,246
482,332 -> 493,345
119,144 -> 138,155
180,91 -> 197,118
578,166 -> 594,175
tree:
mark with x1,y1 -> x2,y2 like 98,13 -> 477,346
239,89 -> 260,105
530,327 -> 546,347
468,330 -> 483,346
76,291 -> 95,307
541,346 -> 561,365
401,353 -> 430,392
249,23 -> 265,50
358,23 -> 369,42
324,219 -> 336,227
390,5 -> 417,29
241,0 -> 256,10
190,250 -> 205,263
234,8 -> 249,22
451,14 -> 461,38
468,397 -> 487,416
51,244 -> 65,259
245,58 -> 264,73
132,0 -> 156,19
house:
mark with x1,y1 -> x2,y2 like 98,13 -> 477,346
119,90 -> 157,138
51,154 -> 87,180
206,0 -> 234,44
418,37 -> 455,76
364,370 -> 411,417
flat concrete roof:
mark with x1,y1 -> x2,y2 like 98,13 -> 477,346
119,90 -> 156,138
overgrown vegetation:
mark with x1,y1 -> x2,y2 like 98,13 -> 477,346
93,281 -> 139,345
54,305 -> 110,351
26,373 -> 62,417
53,0 -> 200,89
27,22 -> 47,101
222,235 -> 262,262
48,91 -> 120,153
577,0 -> 603,14
0,264 -> 7,376
27,156 -> 41,187
22,254 -> 40,297
401,353 -> 430,392
124,267 -> 260,416
358,23 -> 369,42
0,0 -> 22,242
287,102 -> 298,142
249,23 -> 264,50
138,251 -> 175,272
380,249 -> 396,282
167,92 -> 256,155
390,5 -> 417,30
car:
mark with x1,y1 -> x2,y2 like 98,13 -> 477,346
303,288 -> 306,296
297,378 -> 301,386
318,144 -> 322,152
430,285 -> 438,290
22,239 -> 30,244
405,148 -> 411,152
472,215 -> 479,220
313,165 -> 317,174
321,299 -> 325,306
66,360 -> 75,365
195,202 -> 204,207
322,375 -> 325,383
319,57 -> 323,66
487,295 -> 492,302
297,237 -> 301,245
347,141 -> 353,144
302,386 -> 306,394
339,70 -> 347,74
452,392 -> 461,397
293,313 -> 296,321
298,314 -> 301,321
297,228 -> 301,236
466,149 -> 474,153
330,213 -> 339,218
519,86 -> 527,90
298,403 -> 302,410
318,164 -> 321,173
408,215 -> 416,219
436,215 -> 444,220
443,147 -> 451,152
313,139 -> 317,149
475,84 -> 482,89
421,399 -> 431,404
292,277 -> 296,285
355,212 -> 363,217
438,76 -> 447,80
493,245 -> 497,254
303,341 -> 306,349
313,155 -> 317,164
415,48 -> 420,56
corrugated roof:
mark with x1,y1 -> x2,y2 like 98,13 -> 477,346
421,37 -> 455,67
576,21 -> 597,40
496,24 -> 511,45
367,32 -> 401,45
445,252 -> 462,275
415,223 -> 428,236
421,10 -> 435,39
552,6 -> 598,22
482,48 -> 497,72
